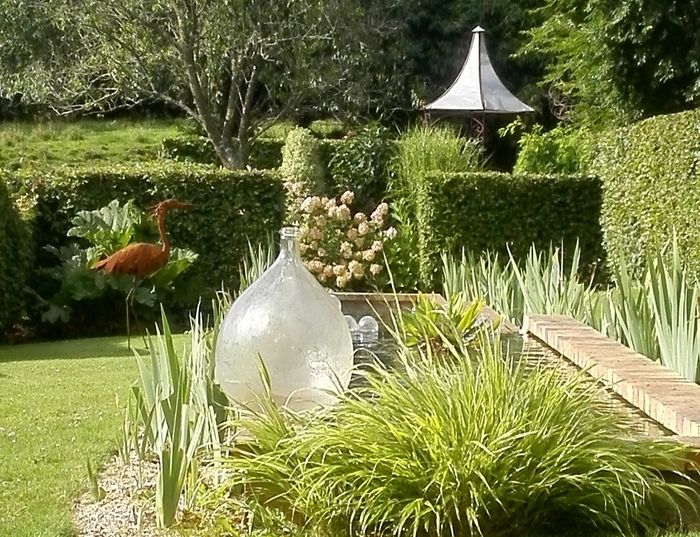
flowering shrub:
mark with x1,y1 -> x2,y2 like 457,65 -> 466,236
299,191 -> 396,290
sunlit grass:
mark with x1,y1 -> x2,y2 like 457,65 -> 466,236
0,118 -> 183,170
0,334 -> 185,536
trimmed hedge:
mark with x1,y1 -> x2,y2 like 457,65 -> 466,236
0,178 -> 32,335
280,128 -> 326,221
593,109 -> 700,280
416,172 -> 604,287
280,127 -> 325,192
4,163 -> 285,297
160,134 -> 285,169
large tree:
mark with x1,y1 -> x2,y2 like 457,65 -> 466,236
0,0 -> 403,168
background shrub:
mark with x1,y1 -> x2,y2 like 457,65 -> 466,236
593,108 -> 700,281
0,178 -> 32,337
391,124 -> 482,196
326,123 -> 393,213
249,138 -> 285,170
510,123 -> 596,174
4,164 -> 285,311
414,171 -> 604,287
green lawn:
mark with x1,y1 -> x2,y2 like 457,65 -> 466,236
0,335 -> 181,537
0,118 -> 183,170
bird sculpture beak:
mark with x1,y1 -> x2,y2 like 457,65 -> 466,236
147,199 -> 192,217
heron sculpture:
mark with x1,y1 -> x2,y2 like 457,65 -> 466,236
92,198 -> 191,348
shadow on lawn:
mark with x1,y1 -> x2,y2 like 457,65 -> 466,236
0,336 -> 152,363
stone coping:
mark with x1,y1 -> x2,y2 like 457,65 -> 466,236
524,315 -> 700,455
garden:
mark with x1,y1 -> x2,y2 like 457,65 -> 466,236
2,0 -> 700,536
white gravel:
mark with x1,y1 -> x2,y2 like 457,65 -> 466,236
72,453 -> 175,537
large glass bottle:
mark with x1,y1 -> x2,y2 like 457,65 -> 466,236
215,227 -> 353,410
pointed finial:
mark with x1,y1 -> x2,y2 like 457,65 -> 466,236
472,25 -> 485,33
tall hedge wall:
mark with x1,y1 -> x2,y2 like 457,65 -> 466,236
416,171 -> 604,287
593,108 -> 700,280
3,163 -> 285,296
0,178 -> 32,335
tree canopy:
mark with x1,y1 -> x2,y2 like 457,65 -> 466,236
521,0 -> 700,125
2,0 -> 698,152
0,0 -> 405,168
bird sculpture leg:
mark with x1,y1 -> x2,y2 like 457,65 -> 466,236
125,286 -> 134,351
126,278 -> 149,351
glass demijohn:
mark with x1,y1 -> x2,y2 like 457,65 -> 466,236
214,227 -> 353,410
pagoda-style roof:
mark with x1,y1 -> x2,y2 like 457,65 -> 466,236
424,26 -> 533,114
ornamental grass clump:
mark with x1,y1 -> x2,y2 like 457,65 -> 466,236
298,190 -> 396,289
226,329 -> 694,536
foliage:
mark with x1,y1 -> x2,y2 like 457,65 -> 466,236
41,199 -> 197,328
593,108 -> 700,283
518,0 -> 624,124
397,293 -> 487,354
388,124 -> 481,290
68,198 -> 147,256
520,0 -> 700,123
0,0 -> 404,168
413,171 -> 603,288
126,308 -> 229,527
504,119 -> 596,174
298,191 -> 395,290
391,124 -> 482,196
444,244 -> 595,326
280,127 -> 326,222
443,249 -> 523,325
382,194 -> 422,292
248,139 -> 285,171
3,163 -> 285,315
86,459 -> 106,502
238,238 -> 276,296
598,0 -> 700,115
647,237 -> 700,382
225,328 -> 693,536
159,133 -> 218,166
446,239 -> 700,382
327,123 -> 393,214
0,177 -> 32,336
309,118 -> 347,139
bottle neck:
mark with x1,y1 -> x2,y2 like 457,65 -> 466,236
279,227 -> 302,259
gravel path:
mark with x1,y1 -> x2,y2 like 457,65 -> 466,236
72,454 -> 174,537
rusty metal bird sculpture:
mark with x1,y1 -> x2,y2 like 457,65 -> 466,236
92,198 -> 191,348
93,198 -> 191,277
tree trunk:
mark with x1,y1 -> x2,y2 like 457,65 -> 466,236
236,65 -> 259,169
173,6 -> 242,170
211,132 -> 242,169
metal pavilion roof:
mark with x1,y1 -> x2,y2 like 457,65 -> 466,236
424,26 -> 533,114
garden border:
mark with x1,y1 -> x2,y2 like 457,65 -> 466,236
524,314 -> 700,456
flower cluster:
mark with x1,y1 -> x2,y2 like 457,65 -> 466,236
299,191 -> 396,289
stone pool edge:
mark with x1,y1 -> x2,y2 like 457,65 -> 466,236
524,314 -> 700,461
